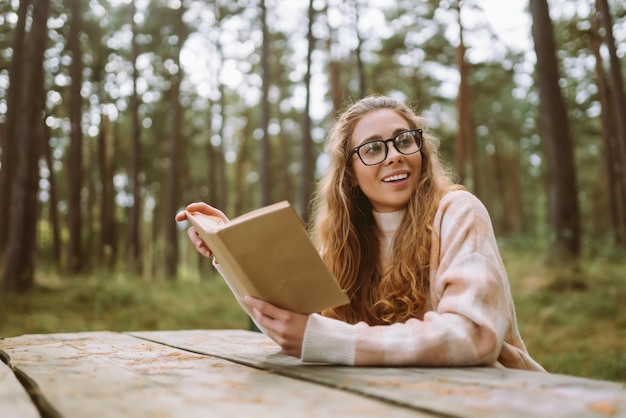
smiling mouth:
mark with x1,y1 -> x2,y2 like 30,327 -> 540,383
382,173 -> 409,182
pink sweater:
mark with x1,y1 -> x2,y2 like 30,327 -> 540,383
301,190 -> 545,372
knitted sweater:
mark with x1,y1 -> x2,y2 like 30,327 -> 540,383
300,190 -> 545,372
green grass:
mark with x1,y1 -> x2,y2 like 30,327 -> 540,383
1,248 -> 625,383
0,268 -> 249,337
502,247 -> 626,383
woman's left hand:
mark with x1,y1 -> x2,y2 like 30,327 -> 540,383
244,296 -> 309,358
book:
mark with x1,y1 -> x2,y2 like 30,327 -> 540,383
184,201 -> 350,323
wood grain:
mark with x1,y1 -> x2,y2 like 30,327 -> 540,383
130,329 -> 626,418
0,331 -> 425,417
0,350 -> 40,418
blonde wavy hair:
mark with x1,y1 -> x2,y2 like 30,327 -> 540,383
310,95 -> 463,325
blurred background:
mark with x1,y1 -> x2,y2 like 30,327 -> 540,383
0,0 -> 625,382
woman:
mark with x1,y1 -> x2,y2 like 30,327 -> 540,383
176,95 -> 545,371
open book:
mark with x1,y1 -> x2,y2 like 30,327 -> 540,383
184,201 -> 349,332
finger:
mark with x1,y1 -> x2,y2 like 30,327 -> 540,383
244,296 -> 285,320
185,202 -> 229,223
186,227 -> 212,258
174,210 -> 188,222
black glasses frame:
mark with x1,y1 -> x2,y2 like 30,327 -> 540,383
350,129 -> 423,166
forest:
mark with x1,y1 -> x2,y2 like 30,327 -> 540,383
0,0 -> 625,381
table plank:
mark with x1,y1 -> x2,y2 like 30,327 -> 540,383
0,331 -> 426,418
130,329 -> 626,418
0,352 -> 40,418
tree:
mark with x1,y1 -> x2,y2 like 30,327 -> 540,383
0,0 -> 29,258
596,0 -> 626,245
300,0 -> 316,222
530,0 -> 581,259
97,114 -> 116,267
43,117 -> 62,268
1,0 -> 50,291
590,8 -> 622,245
129,0 -> 143,274
259,0 -> 271,207
164,2 -> 187,279
351,0 -> 366,97
66,0 -> 85,273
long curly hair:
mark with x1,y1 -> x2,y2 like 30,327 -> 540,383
310,95 -> 462,325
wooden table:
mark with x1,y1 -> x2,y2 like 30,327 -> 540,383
1,330 -> 625,417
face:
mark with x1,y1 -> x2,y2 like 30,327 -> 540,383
350,109 -> 422,212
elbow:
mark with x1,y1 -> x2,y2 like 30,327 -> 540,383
472,326 -> 501,365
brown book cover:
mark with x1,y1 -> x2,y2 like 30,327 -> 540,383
185,201 -> 349,315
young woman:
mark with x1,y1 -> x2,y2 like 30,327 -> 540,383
176,95 -> 545,372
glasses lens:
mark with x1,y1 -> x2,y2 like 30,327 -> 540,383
395,131 -> 420,154
359,141 -> 386,165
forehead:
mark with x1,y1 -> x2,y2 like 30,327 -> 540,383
351,109 -> 409,147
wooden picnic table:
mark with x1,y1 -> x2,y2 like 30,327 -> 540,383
1,329 -> 625,417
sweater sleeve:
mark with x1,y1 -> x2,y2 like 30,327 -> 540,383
301,191 -> 544,371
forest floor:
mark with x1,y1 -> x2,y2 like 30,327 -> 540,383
1,247 -> 625,383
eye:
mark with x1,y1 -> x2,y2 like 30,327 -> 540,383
396,132 -> 413,147
363,141 -> 384,155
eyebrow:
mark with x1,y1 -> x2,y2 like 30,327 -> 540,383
355,127 -> 411,147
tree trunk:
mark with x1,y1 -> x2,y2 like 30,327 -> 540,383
325,4 -> 342,120
206,96 -> 217,208
43,116 -> 62,269
66,0 -> 84,274
300,0 -> 316,222
234,108 -> 252,216
530,0 -> 581,259
596,0 -> 626,245
260,0 -> 271,207
1,0 -> 49,292
590,9 -> 623,244
129,0 -> 143,274
98,114 -> 116,267
164,4 -> 186,279
0,0 -> 29,257
352,0 -> 366,98
491,132 -> 511,235
454,0 -> 469,186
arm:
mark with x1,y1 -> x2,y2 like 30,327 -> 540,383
301,191 -> 516,367
175,202 -> 229,258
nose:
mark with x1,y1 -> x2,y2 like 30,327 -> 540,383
384,141 -> 403,164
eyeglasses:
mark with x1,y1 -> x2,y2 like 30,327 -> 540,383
350,129 -> 423,166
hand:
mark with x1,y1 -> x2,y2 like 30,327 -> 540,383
244,296 -> 308,358
175,202 -> 230,258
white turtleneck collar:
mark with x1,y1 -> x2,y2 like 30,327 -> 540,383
372,208 -> 406,268
372,209 -> 406,234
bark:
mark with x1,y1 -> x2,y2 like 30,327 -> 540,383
43,117 -> 62,268
164,4 -> 186,279
0,0 -> 29,256
260,0 -> 271,207
530,0 -> 581,259
234,108 -> 252,216
129,0 -> 142,274
325,2 -> 342,117
98,114 -> 116,266
491,133 -> 511,235
300,0 -> 316,222
352,0 -> 366,97
1,0 -> 49,291
590,9 -> 623,244
66,0 -> 84,274
596,0 -> 626,244
454,0 -> 468,185
211,3 -> 227,212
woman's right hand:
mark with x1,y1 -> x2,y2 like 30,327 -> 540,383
175,202 -> 230,258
